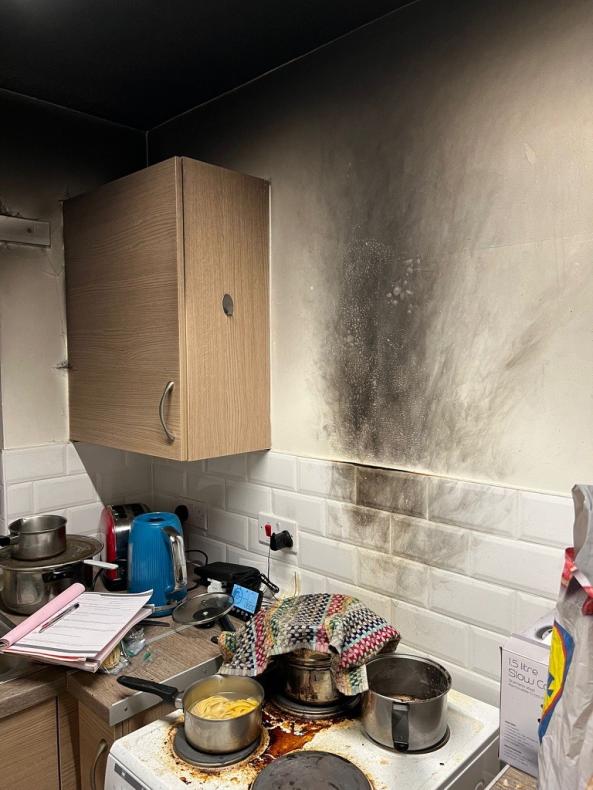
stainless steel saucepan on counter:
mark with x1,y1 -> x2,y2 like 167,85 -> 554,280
0,515 -> 67,561
0,535 -> 105,614
361,654 -> 451,752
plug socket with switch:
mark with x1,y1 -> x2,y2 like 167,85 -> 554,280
258,512 -> 297,554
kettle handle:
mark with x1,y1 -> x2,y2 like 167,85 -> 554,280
163,526 -> 187,593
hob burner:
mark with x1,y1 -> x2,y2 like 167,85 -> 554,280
173,727 -> 267,769
366,725 -> 451,754
270,692 -> 360,720
251,750 -> 371,790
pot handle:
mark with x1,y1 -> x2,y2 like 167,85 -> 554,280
117,675 -> 180,706
391,702 -> 409,751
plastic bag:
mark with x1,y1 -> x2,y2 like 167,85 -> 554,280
538,485 -> 593,790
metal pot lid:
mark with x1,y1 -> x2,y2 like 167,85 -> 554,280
172,592 -> 234,625
0,535 -> 102,571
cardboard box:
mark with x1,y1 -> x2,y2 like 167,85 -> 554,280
499,612 -> 554,777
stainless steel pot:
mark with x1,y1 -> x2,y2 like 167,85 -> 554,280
0,515 -> 67,561
283,650 -> 341,706
361,654 -> 451,752
0,536 -> 103,615
118,674 -> 264,754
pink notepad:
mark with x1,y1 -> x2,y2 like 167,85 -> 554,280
0,585 -> 153,672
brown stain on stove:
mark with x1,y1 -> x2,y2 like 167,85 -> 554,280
159,705 -> 374,787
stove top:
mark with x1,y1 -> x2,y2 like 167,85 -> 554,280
105,689 -> 500,790
252,751 -> 372,790
270,691 -> 361,720
173,727 -> 269,769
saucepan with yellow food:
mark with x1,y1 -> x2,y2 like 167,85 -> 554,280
118,673 -> 264,753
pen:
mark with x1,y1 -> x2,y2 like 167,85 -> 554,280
39,602 -> 80,632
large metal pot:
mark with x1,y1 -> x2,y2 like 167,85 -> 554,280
361,654 -> 451,752
0,516 -> 67,561
118,674 -> 264,754
0,536 -> 103,615
282,650 -> 341,706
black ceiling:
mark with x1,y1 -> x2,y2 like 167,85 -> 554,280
0,0 -> 411,130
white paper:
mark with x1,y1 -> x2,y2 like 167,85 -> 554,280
12,590 -> 153,658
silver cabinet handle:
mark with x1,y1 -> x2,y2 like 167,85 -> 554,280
91,739 -> 108,790
159,381 -> 175,442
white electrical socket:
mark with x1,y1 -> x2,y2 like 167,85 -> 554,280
257,512 -> 297,554
179,499 -> 208,531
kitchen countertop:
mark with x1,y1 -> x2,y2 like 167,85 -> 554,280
0,601 -> 229,725
0,664 -> 66,720
67,613 -> 226,725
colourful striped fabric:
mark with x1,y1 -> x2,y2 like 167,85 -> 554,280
218,593 -> 400,695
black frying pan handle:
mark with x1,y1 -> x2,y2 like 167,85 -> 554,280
117,676 -> 178,704
0,536 -> 11,547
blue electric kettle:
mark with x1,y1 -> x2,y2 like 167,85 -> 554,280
128,512 -> 188,616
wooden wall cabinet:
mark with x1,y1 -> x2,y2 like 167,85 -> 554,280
64,157 -> 270,461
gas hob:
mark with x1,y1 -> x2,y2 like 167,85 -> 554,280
105,689 -> 499,790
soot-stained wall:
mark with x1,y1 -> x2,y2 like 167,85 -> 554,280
150,0 -> 593,494
0,91 -> 145,448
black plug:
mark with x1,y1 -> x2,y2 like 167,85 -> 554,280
270,530 -> 293,551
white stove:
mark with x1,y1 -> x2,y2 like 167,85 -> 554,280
105,689 -> 500,790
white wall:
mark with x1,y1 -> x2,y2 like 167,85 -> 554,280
149,0 -> 593,495
0,90 -> 144,449
152,449 -> 567,707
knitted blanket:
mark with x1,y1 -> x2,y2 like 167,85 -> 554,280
218,593 -> 400,695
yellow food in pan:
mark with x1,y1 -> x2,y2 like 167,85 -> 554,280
191,695 -> 259,720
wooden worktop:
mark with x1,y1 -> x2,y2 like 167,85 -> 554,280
66,615 -> 225,724
0,607 -> 228,724
0,665 -> 66,720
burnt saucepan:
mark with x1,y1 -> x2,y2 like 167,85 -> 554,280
282,649 -> 343,706
361,654 -> 451,752
118,674 -> 264,754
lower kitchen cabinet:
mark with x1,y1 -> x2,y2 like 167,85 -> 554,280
0,698 -> 60,788
78,701 -> 166,790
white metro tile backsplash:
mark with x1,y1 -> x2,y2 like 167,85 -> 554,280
0,444 -> 570,709
0,442 -> 153,537
166,450 -> 569,708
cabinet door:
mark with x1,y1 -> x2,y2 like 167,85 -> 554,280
182,158 -> 270,459
0,699 -> 60,788
78,703 -> 122,790
65,158 -> 187,460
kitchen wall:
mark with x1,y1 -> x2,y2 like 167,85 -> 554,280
152,450 -> 568,706
0,89 -> 145,449
0,442 -> 153,539
149,0 -> 593,496
0,91 -> 148,532
0,438 -> 566,705
0,0 -> 585,710
145,0 -> 587,705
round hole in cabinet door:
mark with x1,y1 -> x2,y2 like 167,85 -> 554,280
222,293 -> 234,316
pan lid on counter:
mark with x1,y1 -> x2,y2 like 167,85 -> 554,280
172,592 -> 234,625
0,535 -> 102,570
